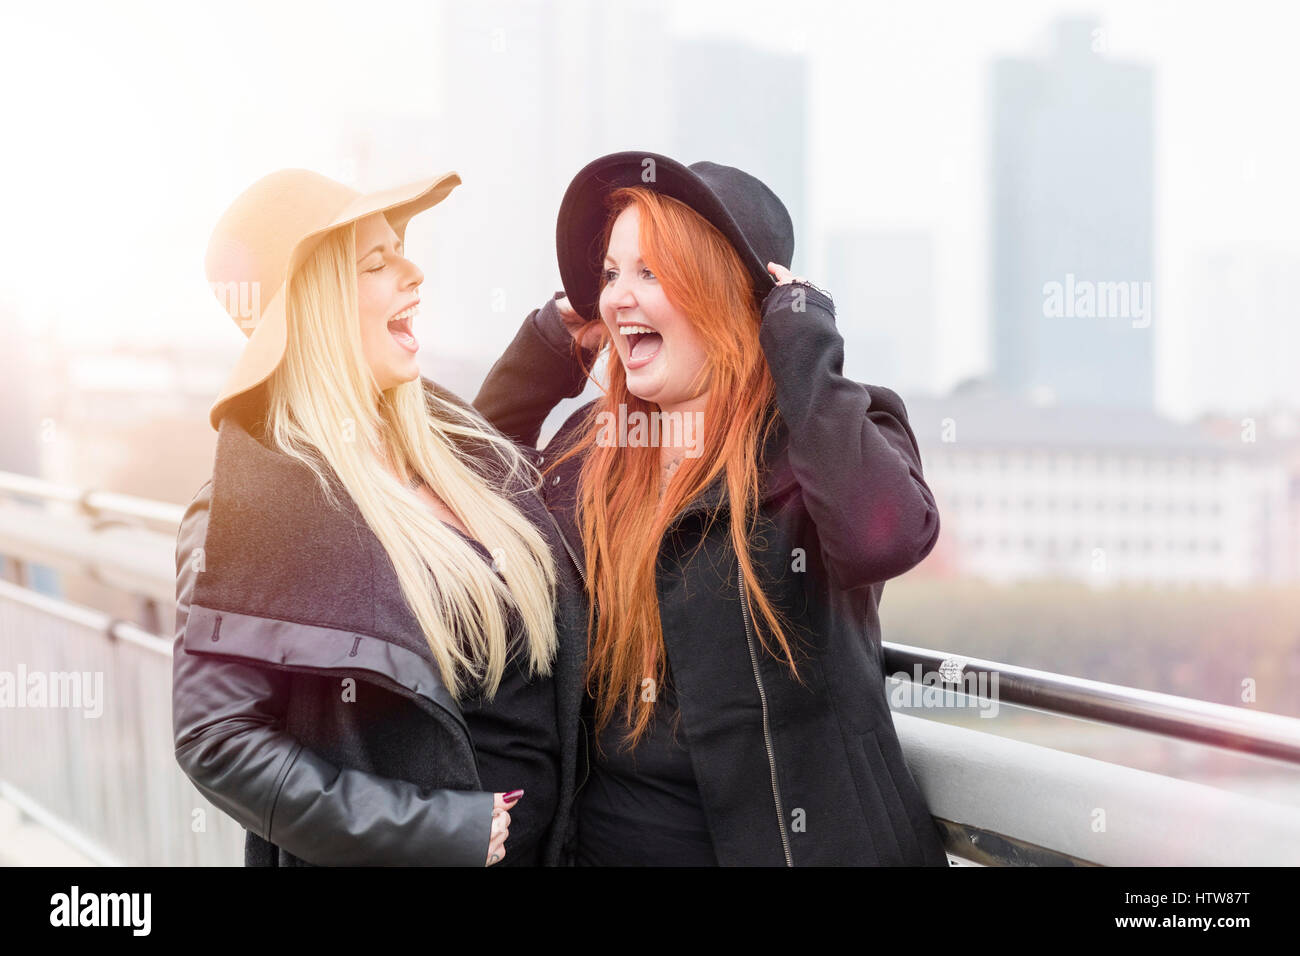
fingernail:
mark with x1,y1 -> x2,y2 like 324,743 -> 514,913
503,789 -> 524,803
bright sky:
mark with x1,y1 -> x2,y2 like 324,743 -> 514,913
2,0 -> 1297,420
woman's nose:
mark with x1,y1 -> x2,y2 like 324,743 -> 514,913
400,256 -> 424,288
605,275 -> 635,309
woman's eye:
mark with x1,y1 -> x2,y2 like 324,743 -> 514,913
365,263 -> 385,274
602,268 -> 654,283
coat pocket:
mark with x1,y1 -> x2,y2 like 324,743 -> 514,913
847,729 -> 925,866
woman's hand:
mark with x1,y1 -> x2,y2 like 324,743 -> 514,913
767,262 -> 834,304
557,296 -> 604,351
486,790 -> 523,866
767,262 -> 801,285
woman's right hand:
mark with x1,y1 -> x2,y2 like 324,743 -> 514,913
486,790 -> 523,866
556,296 -> 604,351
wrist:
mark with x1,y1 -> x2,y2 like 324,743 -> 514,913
761,279 -> 835,318
790,277 -> 833,302
532,293 -> 575,356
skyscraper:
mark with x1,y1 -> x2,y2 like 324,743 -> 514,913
432,0 -> 672,382
990,17 -> 1154,408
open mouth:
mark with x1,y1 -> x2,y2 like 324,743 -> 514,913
620,323 -> 663,366
388,304 -> 419,353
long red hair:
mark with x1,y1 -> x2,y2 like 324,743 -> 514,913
549,187 -> 807,751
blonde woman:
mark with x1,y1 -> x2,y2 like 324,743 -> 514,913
172,169 -> 585,866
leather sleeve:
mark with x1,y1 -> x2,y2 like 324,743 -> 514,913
171,481 -> 495,866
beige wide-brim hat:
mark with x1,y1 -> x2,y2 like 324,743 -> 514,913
204,167 -> 461,430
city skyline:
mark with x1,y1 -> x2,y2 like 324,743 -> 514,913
2,0 -> 1298,424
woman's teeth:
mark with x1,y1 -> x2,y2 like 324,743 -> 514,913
621,324 -> 663,366
388,305 -> 419,353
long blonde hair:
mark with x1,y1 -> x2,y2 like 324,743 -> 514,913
263,222 -> 557,700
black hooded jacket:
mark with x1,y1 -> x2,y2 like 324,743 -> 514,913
473,283 -> 950,865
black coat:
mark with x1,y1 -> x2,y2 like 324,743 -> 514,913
171,379 -> 587,866
475,283 -> 949,865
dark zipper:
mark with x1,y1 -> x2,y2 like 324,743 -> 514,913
547,492 -> 792,864
738,566 -> 794,867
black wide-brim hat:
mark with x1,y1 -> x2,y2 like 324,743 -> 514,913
556,150 -> 795,322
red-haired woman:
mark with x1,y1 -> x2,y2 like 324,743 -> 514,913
477,152 -> 948,866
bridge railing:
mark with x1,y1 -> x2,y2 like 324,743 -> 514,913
1,471 -> 1298,866
883,644 -> 1300,865
0,578 -> 244,866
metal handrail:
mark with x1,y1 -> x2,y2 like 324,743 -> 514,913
883,641 -> 1300,766
0,471 -> 184,534
0,579 -> 172,657
2,467 -> 1298,770
1,556 -> 1298,864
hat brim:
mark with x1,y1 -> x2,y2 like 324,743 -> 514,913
556,150 -> 777,322
207,171 -> 461,431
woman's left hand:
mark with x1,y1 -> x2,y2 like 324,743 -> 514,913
557,295 -> 604,351
767,262 -> 834,304
767,262 -> 799,285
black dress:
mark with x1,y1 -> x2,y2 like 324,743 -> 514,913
575,665 -> 717,866
454,528 -> 560,867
